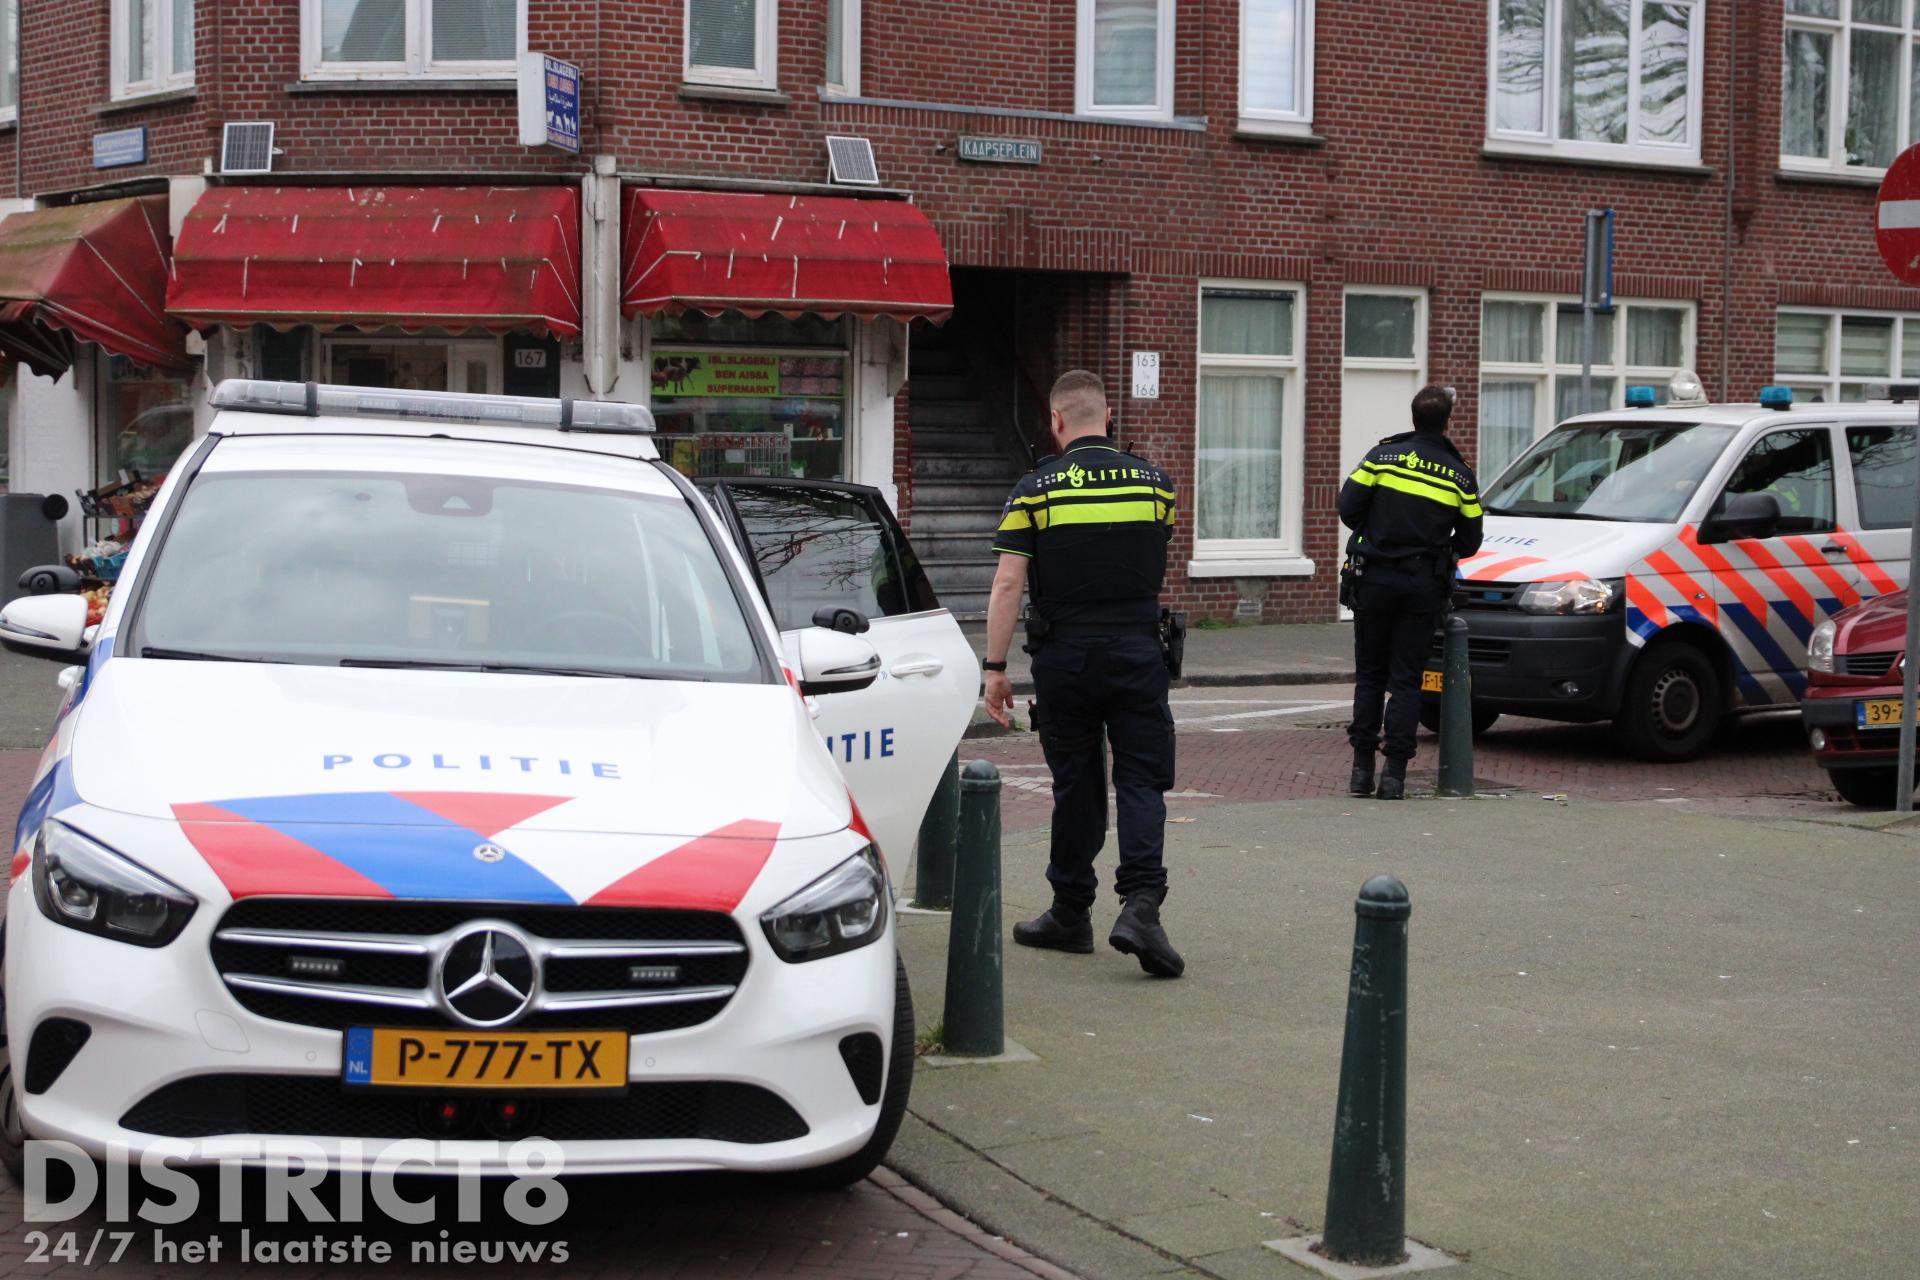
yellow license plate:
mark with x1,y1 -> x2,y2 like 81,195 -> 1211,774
1858,698 -> 1904,728
1421,670 -> 1444,693
343,1027 -> 628,1090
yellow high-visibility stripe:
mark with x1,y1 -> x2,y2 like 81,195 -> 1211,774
1362,460 -> 1477,501
1460,500 -> 1485,518
1348,467 -> 1379,487
997,509 -> 1034,532
1042,500 -> 1164,527
1373,472 -> 1463,510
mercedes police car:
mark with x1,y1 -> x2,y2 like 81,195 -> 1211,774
0,380 -> 977,1183
1429,375 -> 1912,760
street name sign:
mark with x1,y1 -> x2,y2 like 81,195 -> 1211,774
957,136 -> 1042,166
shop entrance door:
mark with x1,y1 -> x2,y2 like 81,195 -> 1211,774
1338,289 -> 1427,616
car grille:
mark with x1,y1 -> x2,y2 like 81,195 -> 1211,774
1427,633 -> 1513,665
1839,651 -> 1900,678
209,900 -> 749,1035
1451,580 -> 1528,611
120,1074 -> 808,1144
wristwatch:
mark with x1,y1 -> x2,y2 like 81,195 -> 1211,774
982,660 -> 1008,672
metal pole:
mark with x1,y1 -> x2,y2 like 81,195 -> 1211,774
912,750 -> 960,909
1899,393 -> 1920,812
1437,617 -> 1474,798
942,760 -> 1004,1056
1581,304 -> 1595,416
1319,875 -> 1413,1268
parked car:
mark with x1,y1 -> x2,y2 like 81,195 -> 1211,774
1803,590 -> 1911,807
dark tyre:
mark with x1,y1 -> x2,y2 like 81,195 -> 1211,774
0,926 -> 25,1184
1418,702 -> 1500,736
1614,642 -> 1721,762
1829,767 -> 1899,808
781,955 -> 915,1190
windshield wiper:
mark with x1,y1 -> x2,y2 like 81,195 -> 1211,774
141,646 -> 285,664
338,657 -> 630,678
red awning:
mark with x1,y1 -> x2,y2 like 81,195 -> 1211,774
167,186 -> 582,337
621,189 -> 952,322
0,196 -> 188,379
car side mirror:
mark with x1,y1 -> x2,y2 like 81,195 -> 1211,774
0,594 -> 91,661
1700,491 -> 1781,545
16,563 -> 82,596
811,606 -> 871,635
794,627 -> 881,696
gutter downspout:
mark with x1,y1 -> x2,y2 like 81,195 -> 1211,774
1720,0 -> 1737,402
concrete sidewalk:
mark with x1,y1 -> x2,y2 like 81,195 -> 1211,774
893,796 -> 1920,1280
962,620 -> 1354,697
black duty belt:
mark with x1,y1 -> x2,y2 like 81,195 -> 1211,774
1029,620 -> 1161,640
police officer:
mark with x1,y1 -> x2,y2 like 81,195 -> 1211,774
980,370 -> 1183,978
1337,384 -> 1483,800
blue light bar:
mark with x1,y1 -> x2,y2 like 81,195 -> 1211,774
1624,385 -> 1657,408
1759,385 -> 1793,410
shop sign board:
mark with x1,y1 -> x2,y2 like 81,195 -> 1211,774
92,127 -> 147,169
1131,351 -> 1161,400
518,53 -> 582,154
957,136 -> 1042,166
652,351 -> 845,399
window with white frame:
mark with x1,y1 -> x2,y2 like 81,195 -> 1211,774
1487,0 -> 1703,165
1076,0 -> 1175,119
1781,0 -> 1918,173
1478,295 -> 1695,478
114,0 -> 194,99
1239,0 -> 1313,130
686,0 -> 777,90
1194,284 -> 1308,570
826,0 -> 860,94
304,0 -> 523,80
0,0 -> 17,122
1775,308 -> 1920,401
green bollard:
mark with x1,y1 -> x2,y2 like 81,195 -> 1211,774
1319,874 -> 1412,1267
942,760 -> 1004,1056
1436,616 -> 1474,798
912,750 -> 960,910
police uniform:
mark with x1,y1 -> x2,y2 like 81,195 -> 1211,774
993,436 -> 1182,971
1337,430 -> 1484,784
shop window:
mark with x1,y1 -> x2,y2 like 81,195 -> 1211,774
304,0 -> 523,80
322,337 -> 500,394
1193,283 -> 1306,570
1774,308 -> 1920,403
1781,0 -> 1920,174
1239,0 -> 1312,133
685,0 -> 777,90
1077,0 -> 1175,119
650,313 -> 851,481
826,0 -> 860,94
113,0 -> 194,100
0,0 -> 18,123
1478,295 -> 1695,480
1488,0 -> 1702,167
98,356 -> 193,483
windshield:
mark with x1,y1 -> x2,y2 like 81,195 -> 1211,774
132,469 -> 767,681
1482,422 -> 1735,522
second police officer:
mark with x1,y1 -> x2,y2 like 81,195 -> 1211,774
979,370 -> 1185,979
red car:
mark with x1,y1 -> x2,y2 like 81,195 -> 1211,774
1802,589 -> 1912,807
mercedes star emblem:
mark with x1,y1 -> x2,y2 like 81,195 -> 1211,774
436,923 -> 538,1027
472,843 -> 506,864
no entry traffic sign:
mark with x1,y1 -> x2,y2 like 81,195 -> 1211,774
1876,144 -> 1920,285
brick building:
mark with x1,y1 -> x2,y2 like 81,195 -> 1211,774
0,0 -> 1914,620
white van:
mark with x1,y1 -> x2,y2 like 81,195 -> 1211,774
1429,377 -> 1914,760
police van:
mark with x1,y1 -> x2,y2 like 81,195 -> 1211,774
1427,374 -> 1913,761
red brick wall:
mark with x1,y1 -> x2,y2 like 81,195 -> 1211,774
14,0 -> 1920,620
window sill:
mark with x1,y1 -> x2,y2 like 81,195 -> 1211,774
90,86 -> 198,115
678,83 -> 792,107
1186,556 -> 1317,579
0,118 -> 15,135
1480,142 -> 1711,178
286,77 -> 514,94
1774,167 -> 1882,189
1233,119 -> 1323,146
819,89 -> 1209,133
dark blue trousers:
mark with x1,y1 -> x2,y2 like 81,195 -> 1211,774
1348,565 -> 1450,762
1029,636 -> 1174,911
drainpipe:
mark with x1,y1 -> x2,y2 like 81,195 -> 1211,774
1719,0 -> 1737,402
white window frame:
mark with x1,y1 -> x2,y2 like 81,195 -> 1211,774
684,0 -> 779,91
1075,0 -> 1176,120
1190,280 -> 1310,577
1774,307 -> 1920,402
319,335 -> 503,395
1477,293 -> 1697,476
301,0 -> 527,82
0,0 -> 17,124
1341,284 -> 1427,374
1238,0 -> 1314,135
112,0 -> 195,101
1779,0 -> 1917,177
826,0 -> 860,95
1484,0 -> 1705,168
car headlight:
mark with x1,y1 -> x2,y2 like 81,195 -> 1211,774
32,821 -> 197,947
1808,619 -> 1837,674
759,846 -> 887,963
1517,577 -> 1623,615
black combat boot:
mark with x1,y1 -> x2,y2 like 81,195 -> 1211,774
1108,890 -> 1185,978
1349,747 -> 1376,797
1376,757 -> 1408,801
1012,904 -> 1094,954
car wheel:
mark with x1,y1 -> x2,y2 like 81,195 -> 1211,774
1614,642 -> 1721,762
0,926 -> 26,1184
781,955 -> 915,1191
1828,767 -> 1900,809
1418,703 -> 1500,737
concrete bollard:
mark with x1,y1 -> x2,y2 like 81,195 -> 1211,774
941,760 -> 1004,1056
1319,874 -> 1412,1267
1436,616 -> 1474,798
912,750 -> 960,909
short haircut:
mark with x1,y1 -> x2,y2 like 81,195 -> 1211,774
1050,370 -> 1109,430
1411,384 -> 1453,433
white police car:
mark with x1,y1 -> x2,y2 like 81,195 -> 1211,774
0,381 -> 977,1183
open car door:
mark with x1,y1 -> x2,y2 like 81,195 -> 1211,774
699,479 -> 978,865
